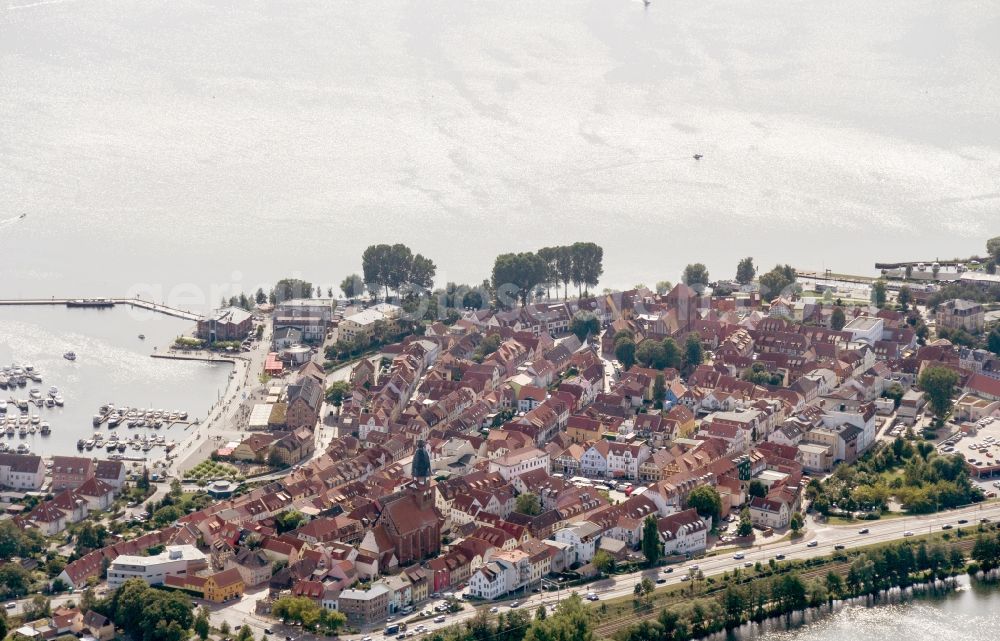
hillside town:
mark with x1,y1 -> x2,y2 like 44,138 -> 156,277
2,248 -> 1000,641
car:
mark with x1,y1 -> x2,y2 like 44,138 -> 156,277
858,528 -> 869,534
362,637 -> 372,641
5,602 -> 15,610
733,553 -> 745,560
433,616 -> 446,624
904,531 -> 914,537
834,545 -> 846,550
774,554 -> 786,560
662,567 -> 674,574
586,593 -> 599,601
680,575 -> 690,582
655,578 -> 666,584
958,519 -> 968,524
509,602 -> 520,609
807,540 -> 818,548
489,607 -> 499,613
689,564 -> 699,571
982,518 -> 992,524
264,630 -> 272,635
743,561 -> 753,568
942,524 -> 953,530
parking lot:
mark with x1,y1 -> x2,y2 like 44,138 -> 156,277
938,416 -> 1000,489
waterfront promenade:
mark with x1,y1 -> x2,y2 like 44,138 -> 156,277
166,319 -> 274,476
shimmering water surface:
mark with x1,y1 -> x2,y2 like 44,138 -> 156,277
722,578 -> 1000,641
1,0 -> 998,302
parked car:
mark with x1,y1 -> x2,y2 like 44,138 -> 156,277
807,540 -> 818,547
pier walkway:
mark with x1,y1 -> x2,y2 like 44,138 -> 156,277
0,297 -> 204,321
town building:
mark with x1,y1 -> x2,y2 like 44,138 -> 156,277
0,453 -> 45,491
197,307 -> 253,342
936,299 -> 985,333
106,545 -> 208,589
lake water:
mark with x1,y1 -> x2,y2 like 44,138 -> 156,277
0,305 -> 231,458
1,0 -> 998,307
721,578 -> 1000,641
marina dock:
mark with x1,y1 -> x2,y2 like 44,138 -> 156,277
0,297 -> 204,321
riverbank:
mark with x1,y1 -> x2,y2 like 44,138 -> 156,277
596,522 -> 999,640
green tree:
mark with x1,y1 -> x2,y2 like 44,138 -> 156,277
684,333 -> 704,369
661,337 -> 682,370
515,492 -> 541,516
635,340 -> 666,369
655,281 -> 673,295
831,306 -> 846,331
615,337 -> 636,371
683,263 -> 710,289
325,380 -> 352,406
758,264 -> 797,299
987,327 -> 1000,357
340,273 -> 365,299
24,595 -> 50,620
686,486 -> 722,526
193,607 -> 210,640
872,280 -> 888,307
918,365 -> 960,418
75,522 -> 108,551
0,563 -> 32,598
882,382 -> 905,409
736,257 -> 756,285
641,515 -> 661,565
652,373 -> 666,409
569,242 -> 604,296
569,313 -> 600,342
898,286 -> 912,311
988,236 -> 1000,266
492,252 -> 549,307
592,549 -> 615,574
275,510 -> 305,534
737,507 -> 753,537
748,480 -> 767,499
790,512 -> 804,535
272,278 -> 313,304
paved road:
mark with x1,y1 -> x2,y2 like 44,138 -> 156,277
335,501 -> 1000,640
